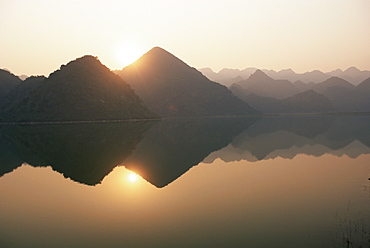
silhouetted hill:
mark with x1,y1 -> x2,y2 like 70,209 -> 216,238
234,70 -> 302,99
117,47 -> 259,117
352,77 -> 370,112
311,76 -> 355,94
1,76 -> 45,110
0,69 -> 22,106
328,67 -> 370,86
356,77 -> 370,91
281,90 -> 333,113
231,88 -> 333,114
316,77 -> 370,112
1,56 -> 158,122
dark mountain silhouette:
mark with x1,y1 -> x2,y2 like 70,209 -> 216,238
1,56 -> 158,122
0,122 -> 155,185
1,76 -> 45,110
117,47 -> 259,117
233,69 -> 303,99
0,69 -> 22,106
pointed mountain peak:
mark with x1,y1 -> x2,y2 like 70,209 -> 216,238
248,69 -> 273,81
140,47 -> 183,63
122,46 -> 190,73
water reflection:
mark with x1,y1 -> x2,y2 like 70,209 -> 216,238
205,115 -> 370,163
0,117 -> 258,187
0,115 -> 369,187
0,121 -> 155,185
0,115 -> 369,248
123,117 -> 258,187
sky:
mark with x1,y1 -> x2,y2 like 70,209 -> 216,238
1,0 -> 369,76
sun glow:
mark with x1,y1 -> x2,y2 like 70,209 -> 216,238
116,45 -> 143,68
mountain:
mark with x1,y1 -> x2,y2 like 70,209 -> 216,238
280,90 -> 333,113
1,76 -> 45,110
352,77 -> 370,112
117,47 -> 259,117
1,55 -> 158,122
328,67 -> 370,86
0,69 -> 22,106
232,69 -> 303,99
356,77 -> 370,92
311,76 -> 355,94
200,67 -> 370,86
231,87 -> 333,114
311,76 -> 370,113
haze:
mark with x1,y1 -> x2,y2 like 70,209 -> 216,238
1,0 -> 369,76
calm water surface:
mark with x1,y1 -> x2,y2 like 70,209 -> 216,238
0,115 -> 369,248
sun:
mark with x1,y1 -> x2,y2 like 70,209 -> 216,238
127,171 -> 139,182
116,45 -> 142,68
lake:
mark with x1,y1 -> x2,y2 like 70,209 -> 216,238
0,115 -> 369,248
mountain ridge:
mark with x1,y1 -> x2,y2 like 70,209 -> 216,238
200,66 -> 370,86
1,55 -> 158,122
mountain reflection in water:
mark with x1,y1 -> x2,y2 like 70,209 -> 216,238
0,115 -> 369,187
0,117 -> 258,187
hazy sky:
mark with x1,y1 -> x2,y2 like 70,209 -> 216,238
1,0 -> 369,76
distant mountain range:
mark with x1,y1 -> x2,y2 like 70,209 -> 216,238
116,47 -> 259,117
200,66 -> 370,87
229,70 -> 370,114
0,47 -> 369,119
